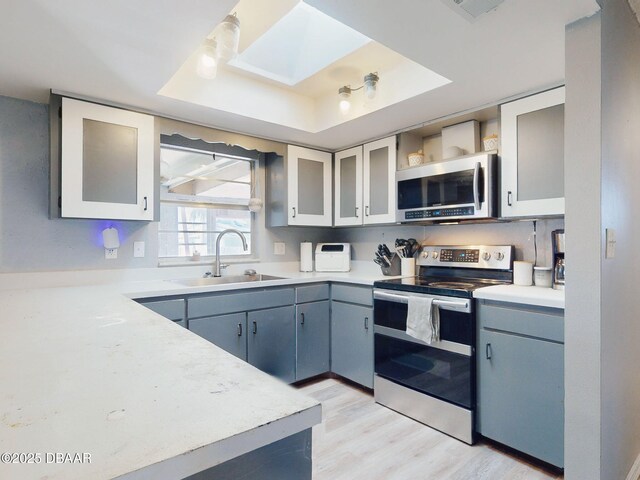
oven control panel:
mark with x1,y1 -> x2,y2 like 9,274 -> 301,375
418,245 -> 514,270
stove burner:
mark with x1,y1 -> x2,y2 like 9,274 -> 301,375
427,281 -> 476,289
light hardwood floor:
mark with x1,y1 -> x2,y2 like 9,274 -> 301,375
297,378 -> 563,480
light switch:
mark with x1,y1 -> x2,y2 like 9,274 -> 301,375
134,241 -> 145,258
274,242 -> 286,255
605,228 -> 616,259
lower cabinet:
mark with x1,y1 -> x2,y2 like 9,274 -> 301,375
142,282 -> 375,388
247,306 -> 296,383
137,298 -> 186,328
189,312 -> 247,361
296,300 -> 330,381
331,300 -> 374,389
477,300 -> 564,468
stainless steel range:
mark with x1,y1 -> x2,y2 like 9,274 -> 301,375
373,245 -> 514,444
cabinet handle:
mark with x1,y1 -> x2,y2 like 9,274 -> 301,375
355,206 -> 359,218
365,206 -> 370,216
300,312 -> 305,325
507,191 -> 513,207
237,323 -> 243,337
252,321 -> 257,334
292,207 -> 296,218
364,316 -> 369,330
486,343 -> 492,359
143,196 -> 148,211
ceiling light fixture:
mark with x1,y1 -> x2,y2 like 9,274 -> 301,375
196,13 -> 240,80
216,13 -> 241,62
337,72 -> 379,112
338,86 -> 352,113
196,39 -> 218,79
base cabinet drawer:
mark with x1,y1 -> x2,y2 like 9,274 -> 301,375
189,313 -> 247,361
296,301 -> 330,381
248,306 -> 296,383
331,301 -> 374,388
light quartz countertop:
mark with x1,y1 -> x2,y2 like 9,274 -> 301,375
0,261 -> 565,478
473,284 -> 565,309
0,286 -> 321,480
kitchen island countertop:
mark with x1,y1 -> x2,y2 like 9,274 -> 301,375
0,286 -> 321,480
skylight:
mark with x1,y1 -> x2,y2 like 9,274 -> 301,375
228,1 -> 371,86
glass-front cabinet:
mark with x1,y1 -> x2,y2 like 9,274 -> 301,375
60,97 -> 155,220
266,145 -> 332,227
334,136 -> 397,226
334,146 -> 363,226
500,87 -> 565,217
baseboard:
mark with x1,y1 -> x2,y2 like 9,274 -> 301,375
626,452 -> 640,480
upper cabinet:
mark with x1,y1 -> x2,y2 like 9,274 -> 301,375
58,97 -> 156,221
266,145 -> 332,227
334,136 -> 396,226
500,87 -> 565,218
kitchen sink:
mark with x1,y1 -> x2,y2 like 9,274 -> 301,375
171,274 -> 285,287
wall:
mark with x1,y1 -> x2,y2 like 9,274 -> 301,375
0,95 -> 158,272
564,13 -> 602,480
600,0 -> 640,478
333,218 -> 563,269
0,95 -> 329,273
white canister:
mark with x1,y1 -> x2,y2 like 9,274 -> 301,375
513,261 -> 533,286
401,257 -> 416,277
534,266 -> 553,288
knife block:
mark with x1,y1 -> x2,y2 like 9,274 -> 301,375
381,254 -> 401,276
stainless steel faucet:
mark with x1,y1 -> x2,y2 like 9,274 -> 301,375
214,229 -> 248,277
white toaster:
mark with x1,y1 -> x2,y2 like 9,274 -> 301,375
315,243 -> 351,272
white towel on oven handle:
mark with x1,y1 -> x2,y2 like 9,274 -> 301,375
406,296 -> 440,344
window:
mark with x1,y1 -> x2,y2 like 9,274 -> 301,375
158,142 -> 254,259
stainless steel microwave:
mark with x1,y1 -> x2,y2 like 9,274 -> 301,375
396,153 -> 497,223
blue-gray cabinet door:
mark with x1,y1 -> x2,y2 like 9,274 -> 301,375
296,301 -> 330,381
248,306 -> 296,383
331,301 -> 374,388
188,313 -> 247,361
477,328 -> 564,467
138,299 -> 186,327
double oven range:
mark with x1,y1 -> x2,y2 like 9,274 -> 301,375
373,245 -> 514,444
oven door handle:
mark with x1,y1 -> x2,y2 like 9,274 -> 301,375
373,291 -> 469,310
473,161 -> 481,211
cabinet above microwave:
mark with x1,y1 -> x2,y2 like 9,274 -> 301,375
50,95 -> 157,221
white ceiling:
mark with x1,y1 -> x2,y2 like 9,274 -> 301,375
0,0 -> 600,150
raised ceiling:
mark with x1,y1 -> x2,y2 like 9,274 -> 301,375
0,0 -> 600,150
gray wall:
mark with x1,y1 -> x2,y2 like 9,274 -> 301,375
600,0 -> 640,478
0,93 -> 563,274
0,95 -> 158,272
333,219 -> 563,268
564,13 -> 602,480
0,94 -> 331,272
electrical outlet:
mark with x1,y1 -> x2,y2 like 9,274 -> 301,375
105,248 -> 118,260
273,242 -> 286,255
133,241 -> 145,258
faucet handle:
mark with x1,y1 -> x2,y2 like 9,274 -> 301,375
203,271 -> 213,278
219,264 -> 229,271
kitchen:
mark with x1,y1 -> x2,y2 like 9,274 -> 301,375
0,1 -> 637,480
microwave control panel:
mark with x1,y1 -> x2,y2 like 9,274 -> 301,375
404,206 -> 474,220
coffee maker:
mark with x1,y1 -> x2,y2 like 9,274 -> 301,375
552,230 -> 565,290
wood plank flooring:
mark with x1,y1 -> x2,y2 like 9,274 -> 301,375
297,378 -> 563,480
